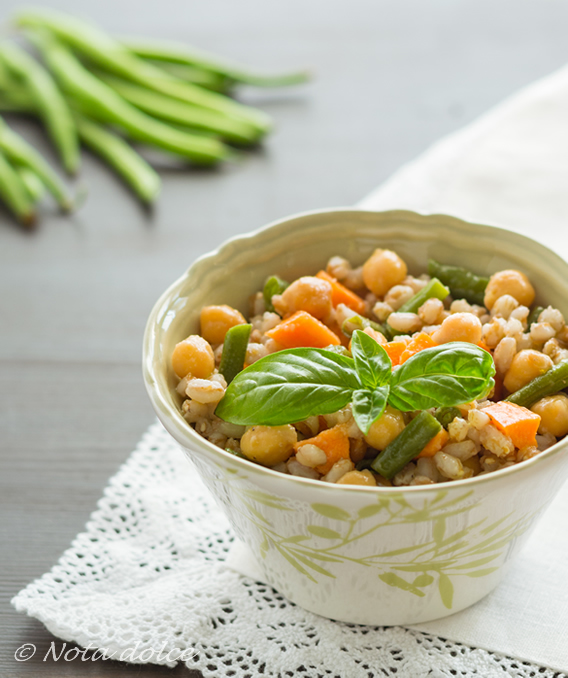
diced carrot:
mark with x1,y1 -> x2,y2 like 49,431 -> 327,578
478,340 -> 492,353
265,310 -> 340,348
399,332 -> 437,364
417,428 -> 449,458
294,424 -> 351,475
316,270 -> 367,315
482,401 -> 541,449
384,333 -> 437,367
383,341 -> 407,367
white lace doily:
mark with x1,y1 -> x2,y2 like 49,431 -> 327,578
12,423 -> 566,678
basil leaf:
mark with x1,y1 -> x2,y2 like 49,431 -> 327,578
352,386 -> 390,435
351,330 -> 392,389
388,342 -> 495,411
215,348 -> 361,425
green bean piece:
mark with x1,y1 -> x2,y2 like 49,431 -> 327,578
506,359 -> 568,409
74,114 -> 160,204
28,31 -> 231,166
527,306 -> 545,327
341,313 -> 392,341
0,148 -> 35,226
397,277 -> 450,315
17,166 -> 45,202
371,411 -> 442,480
434,406 -> 461,429
219,324 -> 252,384
0,41 -> 80,174
16,9 -> 272,135
97,73 -> 259,145
355,458 -> 373,471
122,38 -> 310,88
263,275 -> 289,313
427,260 -> 489,307
0,115 -> 72,211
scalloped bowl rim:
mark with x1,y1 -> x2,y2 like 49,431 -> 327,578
143,207 -> 568,494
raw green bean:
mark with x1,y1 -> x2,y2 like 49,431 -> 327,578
122,37 -> 310,88
0,148 -> 35,225
0,56 -> 23,94
397,277 -> 450,314
28,30 -> 231,165
17,166 -> 45,201
342,313 -> 392,341
371,411 -> 442,479
263,275 -> 289,313
0,41 -> 79,174
434,406 -> 461,429
16,9 -> 272,135
0,115 -> 72,210
74,114 -> 160,204
0,61 -> 36,111
0,89 -> 35,112
528,306 -> 545,327
149,62 -> 229,92
506,360 -> 568,408
219,324 -> 252,384
96,73 -> 259,145
428,260 -> 489,306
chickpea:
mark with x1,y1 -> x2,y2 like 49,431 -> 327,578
240,424 -> 297,466
200,305 -> 246,345
531,394 -> 568,437
336,470 -> 377,486
172,335 -> 215,379
362,249 -> 408,297
503,349 -> 553,393
364,405 -> 405,450
484,270 -> 535,310
275,276 -> 332,320
431,312 -> 482,345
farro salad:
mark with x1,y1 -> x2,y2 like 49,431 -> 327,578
171,249 -> 568,487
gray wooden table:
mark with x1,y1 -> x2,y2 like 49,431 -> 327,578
2,1 -> 568,676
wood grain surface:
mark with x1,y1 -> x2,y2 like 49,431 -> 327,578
2,1 -> 568,675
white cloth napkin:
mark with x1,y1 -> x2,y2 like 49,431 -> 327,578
12,423 -> 565,678
228,63 -> 568,670
13,64 -> 568,676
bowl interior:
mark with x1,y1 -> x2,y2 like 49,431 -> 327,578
144,208 -> 568,465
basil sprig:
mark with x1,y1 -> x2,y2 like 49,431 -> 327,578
216,331 -> 495,434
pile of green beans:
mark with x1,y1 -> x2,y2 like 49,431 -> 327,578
0,114 -> 72,225
0,8 -> 308,223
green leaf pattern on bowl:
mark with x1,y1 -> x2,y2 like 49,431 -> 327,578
208,464 -> 537,610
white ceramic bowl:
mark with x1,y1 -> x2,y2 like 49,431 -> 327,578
143,208 -> 568,625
